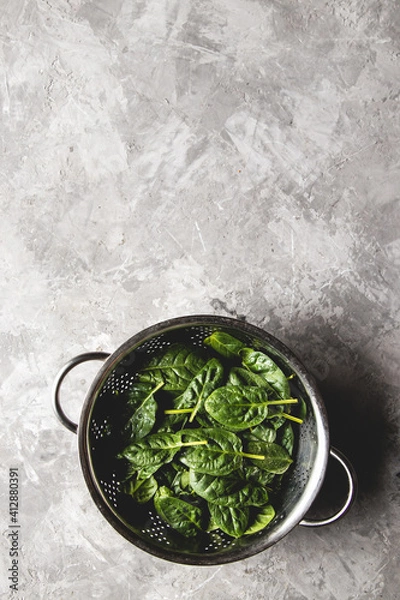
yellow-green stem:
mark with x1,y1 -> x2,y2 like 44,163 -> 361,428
239,451 -> 265,460
164,408 -> 193,415
281,412 -> 303,424
180,440 -> 208,447
267,398 -> 298,405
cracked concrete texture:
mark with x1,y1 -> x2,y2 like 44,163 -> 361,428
1,0 -> 399,598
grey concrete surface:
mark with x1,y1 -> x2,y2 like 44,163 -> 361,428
1,0 -> 400,598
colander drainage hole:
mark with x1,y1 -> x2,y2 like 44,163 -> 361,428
100,479 -> 119,508
91,419 -> 110,440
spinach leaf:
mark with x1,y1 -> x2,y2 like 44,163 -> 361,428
180,427 -> 243,475
243,465 -> 276,487
244,504 -> 275,535
154,487 -> 203,538
123,382 -> 163,441
194,411 -> 221,429
179,469 -> 191,492
180,427 -> 266,475
205,386 -> 268,431
246,441 -> 293,474
268,412 -> 287,429
189,470 -> 238,503
247,422 -> 277,444
208,503 -> 249,538
228,366 -> 275,395
158,463 -> 192,496
240,348 -> 291,399
189,470 -> 269,507
138,344 -> 207,392
121,475 -> 158,504
163,358 -> 224,424
120,433 -> 181,469
154,462 -> 178,489
298,395 -> 308,421
204,386 -> 297,431
120,432 -> 208,472
279,422 -> 295,456
188,358 -> 224,422
203,331 -> 245,359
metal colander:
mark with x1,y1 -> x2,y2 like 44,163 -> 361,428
53,315 -> 356,565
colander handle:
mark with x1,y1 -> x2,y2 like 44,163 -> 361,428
299,446 -> 358,527
53,352 -> 110,434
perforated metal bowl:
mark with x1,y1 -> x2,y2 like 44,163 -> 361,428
53,315 -> 357,565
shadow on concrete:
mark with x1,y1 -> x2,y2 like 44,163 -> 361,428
303,374 -> 394,520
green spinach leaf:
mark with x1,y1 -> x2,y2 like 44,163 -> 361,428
123,382 -> 163,441
189,470 -> 269,507
138,344 -> 207,392
240,348 -> 291,399
243,465 -> 276,487
163,358 -> 224,424
180,427 -> 243,475
247,422 -> 277,444
279,422 -> 295,456
205,386 -> 297,431
246,441 -> 293,474
120,432 -> 208,472
121,475 -> 158,504
205,386 -> 268,430
228,366 -> 275,395
208,503 -> 249,538
244,504 -> 275,535
154,487 -> 203,538
203,331 -> 245,359
180,427 -> 266,475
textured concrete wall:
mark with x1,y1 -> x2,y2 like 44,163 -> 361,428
1,0 -> 399,598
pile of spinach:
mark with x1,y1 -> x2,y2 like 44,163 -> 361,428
116,331 -> 304,540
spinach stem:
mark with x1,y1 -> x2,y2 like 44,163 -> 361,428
164,408 -> 193,415
152,381 -> 165,393
239,451 -> 265,460
267,398 -> 298,405
180,440 -> 208,447
281,412 -> 303,424
234,398 -> 298,408
188,398 -> 203,423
